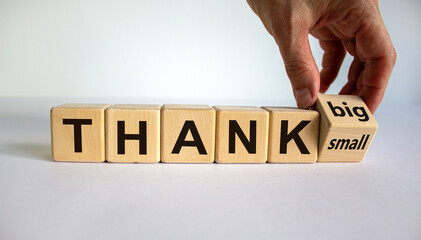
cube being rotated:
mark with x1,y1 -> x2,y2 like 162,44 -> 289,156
262,107 -> 319,163
161,105 -> 216,163
51,103 -> 110,162
316,94 -> 378,162
106,104 -> 161,163
214,106 -> 269,163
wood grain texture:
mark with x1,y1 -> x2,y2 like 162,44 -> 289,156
51,103 -> 110,162
214,106 -> 269,163
106,104 -> 160,163
262,107 -> 319,163
316,94 -> 378,162
161,104 -> 216,163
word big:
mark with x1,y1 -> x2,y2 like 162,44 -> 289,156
50,95 -> 378,163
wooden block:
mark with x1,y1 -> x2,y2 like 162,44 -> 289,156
316,94 -> 378,162
161,104 -> 216,163
51,103 -> 110,162
214,106 -> 269,163
262,107 -> 319,163
106,104 -> 160,163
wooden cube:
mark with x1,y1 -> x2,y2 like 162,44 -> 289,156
51,103 -> 110,162
316,94 -> 378,162
106,104 -> 160,163
214,106 -> 269,163
262,107 -> 319,163
161,105 -> 216,163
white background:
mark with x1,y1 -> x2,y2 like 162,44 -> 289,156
0,0 -> 420,105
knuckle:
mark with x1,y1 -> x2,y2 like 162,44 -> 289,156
284,59 -> 316,85
383,46 -> 397,67
284,60 -> 309,76
391,47 -> 397,65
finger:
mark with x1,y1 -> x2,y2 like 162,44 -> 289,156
359,56 -> 394,113
343,39 -> 358,57
354,13 -> 397,113
310,26 -> 337,41
319,40 -> 346,93
340,58 -> 364,95
272,22 -> 319,109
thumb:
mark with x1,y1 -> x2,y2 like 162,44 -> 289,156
274,27 -> 320,109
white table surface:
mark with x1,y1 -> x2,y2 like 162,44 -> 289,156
0,98 -> 420,240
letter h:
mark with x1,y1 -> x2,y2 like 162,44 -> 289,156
117,121 -> 147,155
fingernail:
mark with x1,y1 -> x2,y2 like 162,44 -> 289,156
294,88 -> 312,109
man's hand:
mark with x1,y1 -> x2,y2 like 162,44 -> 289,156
247,0 -> 396,113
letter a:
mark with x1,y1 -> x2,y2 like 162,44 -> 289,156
172,121 -> 207,154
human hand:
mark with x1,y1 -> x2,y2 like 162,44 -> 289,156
247,0 -> 396,113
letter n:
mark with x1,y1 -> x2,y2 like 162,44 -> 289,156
229,120 -> 256,154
